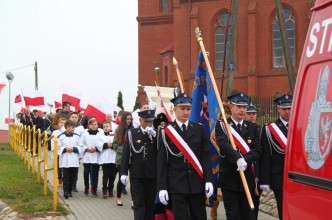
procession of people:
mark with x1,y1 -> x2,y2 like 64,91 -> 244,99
14,88 -> 292,220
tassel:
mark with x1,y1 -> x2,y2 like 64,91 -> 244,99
217,188 -> 223,202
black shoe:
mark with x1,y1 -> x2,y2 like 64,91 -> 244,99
72,188 -> 78,192
84,190 -> 89,196
121,188 -> 127,195
68,193 -> 73,197
64,193 -> 69,199
92,193 -> 98,198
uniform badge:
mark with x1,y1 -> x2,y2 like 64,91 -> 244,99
244,123 -> 248,128
137,140 -> 141,144
247,139 -> 252,144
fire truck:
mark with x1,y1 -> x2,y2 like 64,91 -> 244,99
284,0 -> 332,219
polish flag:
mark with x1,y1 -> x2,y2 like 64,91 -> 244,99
156,86 -> 172,123
21,89 -> 45,106
85,95 -> 115,124
62,87 -> 81,108
14,94 -> 22,103
54,97 -> 62,109
0,82 -> 5,94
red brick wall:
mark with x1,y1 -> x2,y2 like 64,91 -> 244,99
138,0 -> 312,102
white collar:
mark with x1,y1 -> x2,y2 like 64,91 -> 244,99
279,117 -> 288,127
231,116 -> 243,126
176,120 -> 189,129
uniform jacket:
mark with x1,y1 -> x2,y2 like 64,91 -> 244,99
157,121 -> 213,194
260,118 -> 288,190
121,126 -> 158,179
58,132 -> 81,168
215,118 -> 261,191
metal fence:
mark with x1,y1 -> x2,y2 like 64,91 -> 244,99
249,96 -> 279,125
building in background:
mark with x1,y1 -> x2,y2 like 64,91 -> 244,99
137,0 -> 314,102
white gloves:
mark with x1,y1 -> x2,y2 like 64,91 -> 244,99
260,185 -> 270,192
236,158 -> 247,171
159,190 -> 169,205
145,127 -> 156,137
205,182 -> 214,198
120,175 -> 129,186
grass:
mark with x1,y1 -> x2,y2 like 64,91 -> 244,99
0,143 -> 67,217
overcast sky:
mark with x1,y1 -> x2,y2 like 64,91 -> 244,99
0,0 -> 138,129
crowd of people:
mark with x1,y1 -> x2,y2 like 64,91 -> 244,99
14,91 -> 292,220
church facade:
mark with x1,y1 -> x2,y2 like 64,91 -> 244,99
137,0 -> 314,100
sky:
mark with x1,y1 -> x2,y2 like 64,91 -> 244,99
0,0 -> 138,130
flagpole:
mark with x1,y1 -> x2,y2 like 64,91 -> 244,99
195,27 -> 254,210
172,57 -> 185,92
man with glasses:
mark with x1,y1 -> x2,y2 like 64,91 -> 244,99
120,110 -> 157,220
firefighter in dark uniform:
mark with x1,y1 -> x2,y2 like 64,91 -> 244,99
260,94 -> 292,220
157,93 -> 214,220
246,103 -> 263,220
120,110 -> 157,220
215,92 -> 262,220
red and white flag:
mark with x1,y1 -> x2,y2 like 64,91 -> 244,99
0,82 -> 6,94
4,114 -> 15,124
85,95 -> 115,124
54,97 -> 62,109
21,89 -> 45,106
156,85 -> 172,122
62,87 -> 81,108
14,94 -> 22,103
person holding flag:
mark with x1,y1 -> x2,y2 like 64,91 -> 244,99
215,92 -> 262,220
157,92 -> 213,220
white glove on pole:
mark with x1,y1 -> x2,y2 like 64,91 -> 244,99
236,158 -> 247,171
259,185 -> 270,192
120,175 -> 129,186
205,182 -> 214,198
145,127 -> 156,137
159,190 -> 169,205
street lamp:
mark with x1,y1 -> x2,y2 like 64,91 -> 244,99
47,103 -> 54,113
6,72 -> 14,142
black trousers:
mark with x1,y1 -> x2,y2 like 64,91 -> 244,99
222,189 -> 255,220
101,163 -> 118,191
83,163 -> 100,193
57,156 -> 63,179
130,177 -> 157,220
253,189 -> 262,220
171,193 -> 207,220
274,190 -> 283,220
63,167 -> 78,194
116,165 -> 125,198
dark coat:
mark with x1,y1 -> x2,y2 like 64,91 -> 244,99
157,121 -> 213,194
215,118 -> 261,191
32,115 -> 44,132
121,126 -> 158,179
260,118 -> 288,190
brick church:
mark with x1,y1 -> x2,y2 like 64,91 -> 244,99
137,0 -> 314,101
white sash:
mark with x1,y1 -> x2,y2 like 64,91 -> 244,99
164,125 -> 203,179
267,123 -> 287,151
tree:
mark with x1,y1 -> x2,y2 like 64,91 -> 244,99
275,0 -> 295,92
117,91 -> 124,110
133,93 -> 140,111
226,0 -> 239,96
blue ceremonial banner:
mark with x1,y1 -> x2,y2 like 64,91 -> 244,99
189,51 -> 221,207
